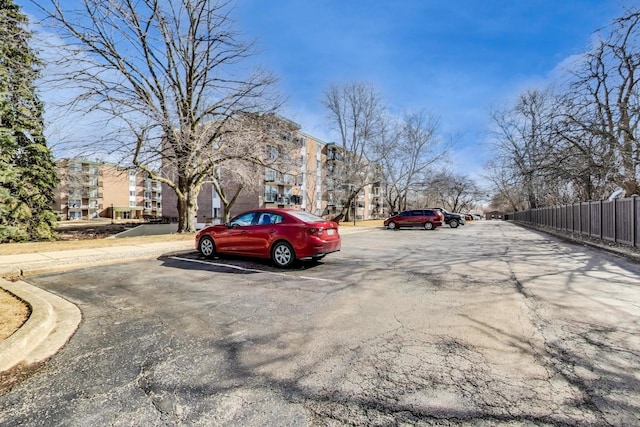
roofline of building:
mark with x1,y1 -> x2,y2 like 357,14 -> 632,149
295,131 -> 339,148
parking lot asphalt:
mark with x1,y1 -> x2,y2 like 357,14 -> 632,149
0,227 -> 377,372
2,222 -> 640,425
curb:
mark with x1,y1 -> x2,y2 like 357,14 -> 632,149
338,226 -> 382,234
0,279 -> 81,371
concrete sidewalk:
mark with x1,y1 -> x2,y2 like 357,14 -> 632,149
0,240 -> 194,278
0,227 -> 378,374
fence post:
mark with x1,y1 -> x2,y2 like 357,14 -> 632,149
579,202 -> 582,235
588,200 -> 591,237
599,200 -> 603,240
571,203 -> 574,233
613,198 -> 617,243
633,195 -> 637,248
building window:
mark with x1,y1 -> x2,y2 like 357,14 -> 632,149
265,169 -> 277,182
130,190 -> 136,197
265,185 -> 278,202
283,187 -> 292,200
267,145 -> 278,160
68,199 -> 81,208
129,201 -> 137,207
283,174 -> 295,185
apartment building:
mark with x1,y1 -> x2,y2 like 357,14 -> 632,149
161,125 -> 314,223
161,120 -> 388,224
323,143 -> 387,221
53,159 -> 162,221
135,170 -> 163,219
223,128 -> 329,219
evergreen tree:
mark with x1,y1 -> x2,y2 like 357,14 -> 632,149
0,0 -> 58,242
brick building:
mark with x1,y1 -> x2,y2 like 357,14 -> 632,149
160,120 -> 388,225
53,159 -> 162,221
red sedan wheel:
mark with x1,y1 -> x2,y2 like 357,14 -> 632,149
271,241 -> 295,268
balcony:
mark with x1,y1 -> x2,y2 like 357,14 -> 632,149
265,171 -> 298,186
276,177 -> 297,186
326,152 -> 344,162
264,194 -> 301,206
67,203 -> 88,210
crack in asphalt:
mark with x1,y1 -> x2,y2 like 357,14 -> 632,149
136,363 -> 180,425
498,234 -> 632,426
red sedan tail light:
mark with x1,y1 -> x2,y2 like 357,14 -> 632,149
308,225 -> 339,237
308,227 -> 323,235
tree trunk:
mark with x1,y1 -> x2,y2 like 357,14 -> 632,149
176,184 -> 199,233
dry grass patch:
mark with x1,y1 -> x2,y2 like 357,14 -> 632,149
0,233 -> 195,256
0,289 -> 29,341
338,219 -> 385,227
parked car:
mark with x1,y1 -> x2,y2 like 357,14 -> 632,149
429,208 -> 466,228
384,209 -> 444,230
195,208 -> 341,268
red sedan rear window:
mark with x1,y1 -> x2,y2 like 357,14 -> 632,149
288,211 -> 328,223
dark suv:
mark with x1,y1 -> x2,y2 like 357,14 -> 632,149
384,209 -> 444,230
429,208 -> 466,228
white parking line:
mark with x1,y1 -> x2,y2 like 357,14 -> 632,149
169,256 -> 343,283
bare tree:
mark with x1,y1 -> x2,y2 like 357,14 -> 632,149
35,0 -> 282,232
488,89 -> 563,209
424,171 -> 483,213
379,111 -> 448,214
564,7 -> 640,197
300,164 -> 322,216
322,82 -> 385,222
550,94 -> 618,201
482,158 -> 529,212
486,7 -> 640,207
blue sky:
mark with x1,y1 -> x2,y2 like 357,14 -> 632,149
19,0 -> 628,179
230,0 -> 626,178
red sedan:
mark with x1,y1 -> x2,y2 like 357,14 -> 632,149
195,209 -> 341,268
384,209 -> 444,230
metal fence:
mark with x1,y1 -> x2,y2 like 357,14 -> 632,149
510,196 -> 640,248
